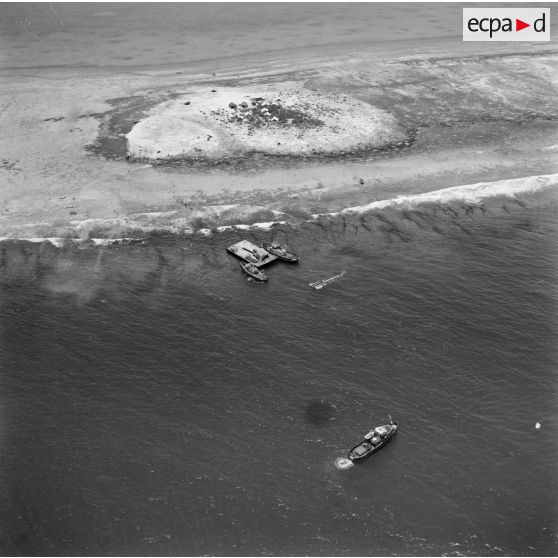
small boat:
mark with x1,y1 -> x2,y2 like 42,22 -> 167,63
348,418 -> 398,462
244,253 -> 261,264
309,270 -> 346,290
263,242 -> 299,263
240,261 -> 268,282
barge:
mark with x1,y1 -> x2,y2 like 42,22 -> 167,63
227,240 -> 299,281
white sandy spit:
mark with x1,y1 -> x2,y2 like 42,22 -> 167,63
126,84 -> 406,161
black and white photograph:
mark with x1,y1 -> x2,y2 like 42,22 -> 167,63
0,1 -> 557,556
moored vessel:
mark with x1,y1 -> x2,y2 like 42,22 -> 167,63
349,418 -> 398,461
240,261 -> 268,282
262,242 -> 299,263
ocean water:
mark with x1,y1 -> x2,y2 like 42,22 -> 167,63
1,188 -> 557,556
0,3 -> 463,69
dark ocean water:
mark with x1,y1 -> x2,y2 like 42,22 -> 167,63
1,190 -> 557,556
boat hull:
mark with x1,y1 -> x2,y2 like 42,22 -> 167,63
240,262 -> 268,282
349,423 -> 397,462
262,243 -> 299,263
308,271 -> 345,290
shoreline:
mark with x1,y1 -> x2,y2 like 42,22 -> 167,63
1,43 -> 557,239
1,172 -> 556,244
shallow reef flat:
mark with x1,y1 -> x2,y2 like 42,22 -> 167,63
1,40 -> 557,239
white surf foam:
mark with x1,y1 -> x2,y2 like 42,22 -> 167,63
22,237 -> 69,247
0,237 -> 133,247
3,174 -> 554,245
312,173 -> 558,218
89,238 -> 131,246
235,221 -> 287,231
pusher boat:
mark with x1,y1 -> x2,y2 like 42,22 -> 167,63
240,261 -> 268,282
348,418 -> 398,462
262,242 -> 299,263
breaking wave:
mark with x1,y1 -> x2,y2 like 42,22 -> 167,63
0,237 -> 139,249
315,173 -> 558,218
1,173 -> 555,245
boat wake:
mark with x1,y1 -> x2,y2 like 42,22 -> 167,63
334,457 -> 354,470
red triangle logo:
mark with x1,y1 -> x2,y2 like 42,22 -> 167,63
516,18 -> 530,31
